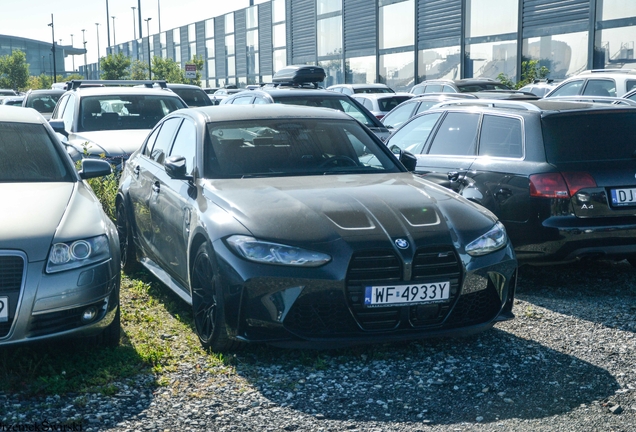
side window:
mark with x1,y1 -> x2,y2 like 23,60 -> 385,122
411,86 -> 425,95
478,115 -> 523,158
426,84 -> 442,93
169,119 -> 197,175
337,99 -> 376,127
253,96 -> 269,104
382,102 -> 416,129
626,80 -> 636,93
342,88 -> 353,95
386,112 -> 442,154
61,94 -> 76,131
427,112 -> 480,155
362,98 -> 374,110
51,94 -> 68,120
142,124 -> 163,157
415,100 -> 438,114
583,79 -> 616,97
150,118 -> 182,164
232,96 -> 254,105
549,80 -> 584,97
442,85 -> 456,93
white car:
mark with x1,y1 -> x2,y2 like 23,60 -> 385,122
545,69 -> 636,98
49,80 -> 188,170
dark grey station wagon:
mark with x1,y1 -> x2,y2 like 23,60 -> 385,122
386,99 -> 636,266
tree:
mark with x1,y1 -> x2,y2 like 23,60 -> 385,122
186,55 -> 205,87
130,60 -> 149,80
100,52 -> 131,80
0,50 -> 30,91
497,60 -> 550,89
152,57 -> 186,83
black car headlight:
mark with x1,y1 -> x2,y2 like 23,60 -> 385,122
46,235 -> 111,273
226,235 -> 331,267
465,222 -> 507,257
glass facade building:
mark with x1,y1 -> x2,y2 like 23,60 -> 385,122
86,0 -> 636,90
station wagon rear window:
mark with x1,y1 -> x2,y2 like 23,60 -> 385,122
542,112 -> 636,162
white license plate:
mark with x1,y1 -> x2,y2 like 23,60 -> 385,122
611,188 -> 636,207
364,282 -> 450,308
0,296 -> 7,323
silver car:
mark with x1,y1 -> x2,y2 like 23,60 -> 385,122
0,106 -> 121,346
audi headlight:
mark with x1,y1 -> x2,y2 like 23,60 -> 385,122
46,235 -> 111,273
465,222 -> 507,257
226,235 -> 331,267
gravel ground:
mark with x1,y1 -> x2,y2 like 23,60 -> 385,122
2,259 -> 635,431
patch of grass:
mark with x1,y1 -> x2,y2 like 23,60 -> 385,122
0,271 -> 225,396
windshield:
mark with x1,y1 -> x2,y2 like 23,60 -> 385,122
272,96 -> 381,128
204,118 -> 400,179
353,88 -> 394,94
79,95 -> 187,132
0,122 -> 73,182
457,83 -> 511,92
542,111 -> 636,163
171,88 -> 212,107
25,93 -> 61,113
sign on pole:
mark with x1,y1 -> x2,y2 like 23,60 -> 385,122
185,64 -> 196,79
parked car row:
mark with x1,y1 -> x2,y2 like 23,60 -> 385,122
4,66 -> 636,353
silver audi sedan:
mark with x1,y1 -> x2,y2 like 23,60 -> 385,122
0,106 -> 120,347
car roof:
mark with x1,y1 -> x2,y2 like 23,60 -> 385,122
27,89 -> 66,95
330,83 -> 391,89
254,88 -> 349,97
353,92 -> 412,99
174,103 -> 355,123
165,83 -> 204,89
67,87 -> 181,97
416,78 -> 501,86
0,105 -> 48,123
427,98 -> 636,117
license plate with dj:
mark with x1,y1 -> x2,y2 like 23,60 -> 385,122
611,188 -> 636,207
0,296 -> 7,323
364,282 -> 450,308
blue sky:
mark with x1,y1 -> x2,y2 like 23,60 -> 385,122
0,0 -> 249,69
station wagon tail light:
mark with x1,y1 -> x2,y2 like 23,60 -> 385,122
561,172 -> 597,196
529,172 -> 596,199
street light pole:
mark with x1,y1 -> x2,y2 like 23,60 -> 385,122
112,16 -> 116,47
145,18 -> 152,79
106,0 -> 111,48
70,34 -> 75,71
131,7 -> 137,40
95,23 -> 101,78
138,0 -> 143,39
82,29 -> 87,78
48,14 -> 57,83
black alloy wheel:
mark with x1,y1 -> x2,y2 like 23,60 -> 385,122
116,201 -> 140,274
191,242 -> 237,352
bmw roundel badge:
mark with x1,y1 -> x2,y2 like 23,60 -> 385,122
395,238 -> 409,249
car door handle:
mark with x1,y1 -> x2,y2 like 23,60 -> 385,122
152,182 -> 160,193
495,188 -> 513,199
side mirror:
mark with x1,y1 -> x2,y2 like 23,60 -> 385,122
79,159 -> 112,179
390,145 -> 417,171
165,155 -> 193,181
49,119 -> 68,138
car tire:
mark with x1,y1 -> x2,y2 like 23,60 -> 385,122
116,201 -> 141,274
191,242 -> 240,352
